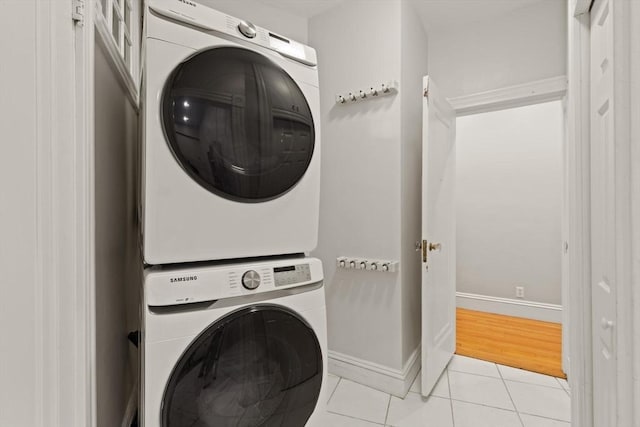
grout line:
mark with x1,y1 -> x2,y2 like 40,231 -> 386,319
407,390 -> 449,399
447,367 -> 503,379
446,369 -> 456,427
383,391 -> 392,426
450,397 -> 520,412
499,378 -> 565,390
326,410 -> 385,425
518,411 -> 572,424
497,364 -> 525,427
449,367 -> 565,390
326,377 -> 341,404
556,376 -> 572,396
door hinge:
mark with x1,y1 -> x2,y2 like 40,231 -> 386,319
72,0 -> 85,25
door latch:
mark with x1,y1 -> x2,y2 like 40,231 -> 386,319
422,239 -> 428,263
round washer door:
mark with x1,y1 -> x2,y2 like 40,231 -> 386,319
161,47 -> 315,203
162,305 -> 323,427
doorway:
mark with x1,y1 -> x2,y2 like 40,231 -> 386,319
453,100 -> 567,378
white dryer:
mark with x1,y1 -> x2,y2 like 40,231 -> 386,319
141,0 -> 321,265
141,257 -> 327,427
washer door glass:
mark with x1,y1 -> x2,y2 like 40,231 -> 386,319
162,305 -> 323,427
162,47 -> 315,202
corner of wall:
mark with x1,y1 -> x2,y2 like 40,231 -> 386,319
399,0 -> 428,366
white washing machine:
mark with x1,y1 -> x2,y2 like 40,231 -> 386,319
141,257 -> 327,427
141,0 -> 321,265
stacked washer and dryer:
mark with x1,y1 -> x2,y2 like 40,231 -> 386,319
139,1 -> 326,425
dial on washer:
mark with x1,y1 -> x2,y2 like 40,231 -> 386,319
242,270 -> 261,290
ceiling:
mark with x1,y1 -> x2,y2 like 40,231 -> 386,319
258,0 -> 348,18
409,0 -> 547,31
257,0 -> 547,31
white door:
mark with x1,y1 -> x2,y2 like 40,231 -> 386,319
590,0 -> 617,424
421,76 -> 457,395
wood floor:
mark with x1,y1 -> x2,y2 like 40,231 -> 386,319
456,308 -> 566,378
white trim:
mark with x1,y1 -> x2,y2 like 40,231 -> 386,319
76,1 -> 97,426
328,346 -> 421,398
630,0 -> 640,420
456,292 -> 562,323
609,1 -> 635,424
566,2 -> 593,426
95,10 -> 139,107
32,1 -> 95,426
448,76 -> 568,116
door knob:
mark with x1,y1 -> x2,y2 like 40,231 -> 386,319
428,242 -> 441,252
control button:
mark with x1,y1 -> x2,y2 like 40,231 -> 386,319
242,270 -> 261,290
238,20 -> 257,38
382,264 -> 389,272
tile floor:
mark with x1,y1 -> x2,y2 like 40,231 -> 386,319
315,355 -> 571,427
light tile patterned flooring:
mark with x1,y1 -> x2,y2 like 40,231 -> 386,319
314,355 -> 571,427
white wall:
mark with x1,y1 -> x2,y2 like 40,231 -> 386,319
94,45 -> 140,427
429,0 -> 567,99
0,3 -> 38,426
456,101 -> 564,304
310,0 -> 427,385
310,0 -> 404,371
198,0 -> 308,43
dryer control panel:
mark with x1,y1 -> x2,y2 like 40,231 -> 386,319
274,264 -> 311,287
145,257 -> 323,306
147,0 -> 317,66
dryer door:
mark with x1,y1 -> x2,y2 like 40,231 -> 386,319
162,305 -> 323,427
161,47 -> 315,203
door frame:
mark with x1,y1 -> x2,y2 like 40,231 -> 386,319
29,1 -> 96,426
447,44 -> 590,426
567,0 -> 640,426
566,2 -> 593,426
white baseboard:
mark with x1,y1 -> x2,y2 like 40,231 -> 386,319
457,292 -> 562,323
328,346 -> 420,398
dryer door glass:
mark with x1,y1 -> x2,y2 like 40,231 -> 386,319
162,305 -> 323,427
162,47 -> 315,202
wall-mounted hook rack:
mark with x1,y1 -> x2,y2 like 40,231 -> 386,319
335,81 -> 399,105
336,256 -> 399,273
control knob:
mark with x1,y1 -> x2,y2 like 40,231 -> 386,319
238,20 -> 257,38
242,270 -> 261,290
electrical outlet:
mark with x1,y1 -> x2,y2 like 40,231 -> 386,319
515,286 -> 525,299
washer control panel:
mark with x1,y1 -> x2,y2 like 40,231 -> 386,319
145,258 -> 322,306
241,270 -> 261,290
273,264 -> 311,287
